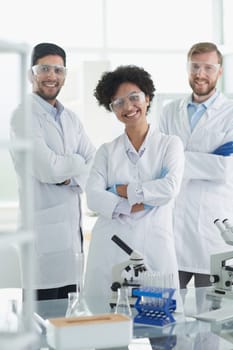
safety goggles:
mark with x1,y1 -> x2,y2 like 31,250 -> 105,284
109,91 -> 145,112
187,61 -> 220,76
32,64 -> 67,77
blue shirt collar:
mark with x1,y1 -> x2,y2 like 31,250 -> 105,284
124,124 -> 152,154
32,93 -> 64,120
187,90 -> 219,109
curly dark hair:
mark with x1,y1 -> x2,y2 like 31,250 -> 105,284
94,65 -> 156,112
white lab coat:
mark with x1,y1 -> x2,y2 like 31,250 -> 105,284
160,92 -> 233,274
11,93 -> 95,289
84,127 -> 184,298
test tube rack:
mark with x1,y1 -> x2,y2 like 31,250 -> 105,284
132,287 -> 176,327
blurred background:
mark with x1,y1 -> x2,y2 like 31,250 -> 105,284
1,0 -> 233,227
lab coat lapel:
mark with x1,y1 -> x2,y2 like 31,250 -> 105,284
60,110 -> 73,154
44,112 -> 62,135
191,109 -> 208,133
179,97 -> 192,135
33,96 -> 63,136
191,94 -> 223,133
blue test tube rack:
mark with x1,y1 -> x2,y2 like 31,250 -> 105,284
132,287 -> 176,327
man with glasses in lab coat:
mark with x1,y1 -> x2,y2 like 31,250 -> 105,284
160,42 -> 233,290
11,43 -> 95,300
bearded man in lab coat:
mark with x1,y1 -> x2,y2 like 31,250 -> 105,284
11,43 -> 95,300
160,42 -> 233,290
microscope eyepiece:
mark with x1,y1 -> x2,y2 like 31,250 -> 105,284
111,235 -> 133,256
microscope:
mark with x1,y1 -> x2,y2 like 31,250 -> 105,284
110,235 -> 147,308
209,218 -> 233,299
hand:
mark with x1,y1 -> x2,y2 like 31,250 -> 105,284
107,184 -> 118,194
160,167 -> 168,178
56,179 -> 71,185
144,204 -> 154,209
131,203 -> 144,212
212,142 -> 233,156
116,184 -> 128,198
107,184 -> 128,198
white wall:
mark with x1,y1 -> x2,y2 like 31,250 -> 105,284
82,61 -> 124,148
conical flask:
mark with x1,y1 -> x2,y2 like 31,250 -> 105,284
71,290 -> 92,317
65,292 -> 79,318
115,286 -> 132,317
70,252 -> 92,317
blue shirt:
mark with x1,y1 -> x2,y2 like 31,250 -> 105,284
33,93 -> 64,130
187,90 -> 219,131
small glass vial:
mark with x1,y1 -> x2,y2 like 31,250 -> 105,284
115,286 -> 132,317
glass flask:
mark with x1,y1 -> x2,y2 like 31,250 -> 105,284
75,252 -> 85,293
115,286 -> 132,317
65,252 -> 92,317
65,292 -> 79,318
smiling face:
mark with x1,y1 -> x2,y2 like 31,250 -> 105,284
188,51 -> 223,103
30,54 -> 66,105
111,82 -> 150,128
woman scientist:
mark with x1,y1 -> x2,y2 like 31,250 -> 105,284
84,65 -> 184,305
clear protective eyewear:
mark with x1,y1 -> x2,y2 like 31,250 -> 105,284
32,64 -> 67,77
109,91 -> 145,112
187,61 -> 220,76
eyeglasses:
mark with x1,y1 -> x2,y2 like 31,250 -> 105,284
109,91 -> 145,112
32,64 -> 67,77
187,61 -> 220,76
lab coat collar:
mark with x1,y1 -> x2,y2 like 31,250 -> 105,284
124,124 -> 154,153
187,90 -> 219,109
31,93 -> 64,133
180,90 -> 223,112
32,93 -> 64,119
208,91 -> 228,110
185,91 -> 225,133
179,95 -> 190,111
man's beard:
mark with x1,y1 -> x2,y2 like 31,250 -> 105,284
189,79 -> 216,97
36,88 -> 61,102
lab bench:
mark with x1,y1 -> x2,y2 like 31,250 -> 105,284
32,286 -> 233,350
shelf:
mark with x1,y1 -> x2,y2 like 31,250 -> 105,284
0,230 -> 33,247
0,39 -> 35,345
0,40 -> 29,54
0,331 -> 39,350
0,139 -> 32,151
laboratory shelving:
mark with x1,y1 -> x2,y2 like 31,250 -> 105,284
0,40 -> 38,348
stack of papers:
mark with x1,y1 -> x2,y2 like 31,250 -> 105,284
193,307 -> 233,322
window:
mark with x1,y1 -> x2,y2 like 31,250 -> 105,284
1,0 -> 230,206
106,0 -> 213,49
1,0 -> 103,47
223,0 -> 233,46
